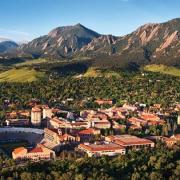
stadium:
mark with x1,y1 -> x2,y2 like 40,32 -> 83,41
0,127 -> 44,145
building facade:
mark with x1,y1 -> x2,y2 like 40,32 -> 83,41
12,144 -> 55,161
43,107 -> 52,119
105,135 -> 155,150
78,142 -> 125,157
31,107 -> 42,126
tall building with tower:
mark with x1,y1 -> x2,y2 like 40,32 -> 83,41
31,107 -> 42,126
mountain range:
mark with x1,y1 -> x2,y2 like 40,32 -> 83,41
2,18 -> 180,67
0,39 -> 18,53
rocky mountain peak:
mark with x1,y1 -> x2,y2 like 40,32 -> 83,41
22,24 -> 100,57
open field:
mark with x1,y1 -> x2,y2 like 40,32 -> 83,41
14,58 -> 48,66
144,64 -> 180,77
14,58 -> 63,67
83,68 -> 121,78
0,68 -> 45,82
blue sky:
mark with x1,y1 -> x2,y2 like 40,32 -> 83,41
0,0 -> 179,42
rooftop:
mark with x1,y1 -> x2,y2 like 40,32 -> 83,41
32,107 -> 41,112
13,147 -> 26,154
79,142 -> 125,152
107,135 -> 153,146
29,147 -> 43,153
79,128 -> 99,135
140,113 -> 160,121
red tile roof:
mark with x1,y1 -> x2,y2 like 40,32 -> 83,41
78,128 -> 98,135
13,147 -> 26,154
79,143 -> 125,152
106,135 -> 154,146
71,122 -> 87,126
29,147 -> 43,153
141,113 -> 160,121
128,117 -> 147,124
32,107 -> 41,112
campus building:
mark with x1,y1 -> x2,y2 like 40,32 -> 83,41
78,142 -> 125,157
78,128 -> 101,141
43,107 -> 52,119
49,117 -> 89,129
31,107 -> 42,126
12,144 -> 55,161
105,135 -> 155,149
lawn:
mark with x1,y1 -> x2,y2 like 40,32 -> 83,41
0,67 -> 45,82
144,64 -> 180,77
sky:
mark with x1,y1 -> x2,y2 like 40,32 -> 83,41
0,0 -> 179,42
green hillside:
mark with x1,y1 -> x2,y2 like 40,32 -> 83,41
0,68 -> 45,82
15,58 -> 48,67
144,64 -> 180,77
83,68 -> 121,78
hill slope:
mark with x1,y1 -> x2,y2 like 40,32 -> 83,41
144,64 -> 180,77
0,68 -> 45,82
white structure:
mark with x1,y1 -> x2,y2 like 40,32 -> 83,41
177,114 -> 180,125
43,107 -> 52,119
31,107 -> 41,126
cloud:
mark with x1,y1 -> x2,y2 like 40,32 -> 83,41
0,28 -> 30,36
0,28 -> 32,41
